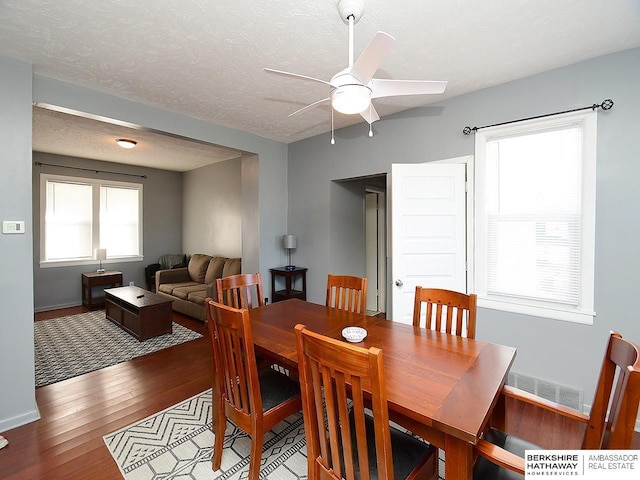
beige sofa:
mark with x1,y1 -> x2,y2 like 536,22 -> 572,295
156,253 -> 241,321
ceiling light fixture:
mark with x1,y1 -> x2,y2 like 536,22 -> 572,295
331,84 -> 371,114
116,138 -> 137,149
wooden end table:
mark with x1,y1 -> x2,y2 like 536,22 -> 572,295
81,270 -> 123,310
270,267 -> 307,302
104,286 -> 173,341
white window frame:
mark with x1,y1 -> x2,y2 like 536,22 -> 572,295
473,110 -> 597,325
39,173 -> 143,268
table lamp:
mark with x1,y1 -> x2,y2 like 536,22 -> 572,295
282,234 -> 297,271
96,248 -> 107,274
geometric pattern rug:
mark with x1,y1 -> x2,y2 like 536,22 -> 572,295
103,390 -> 446,480
103,389 -> 309,480
34,310 -> 202,388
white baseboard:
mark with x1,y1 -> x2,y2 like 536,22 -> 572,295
0,407 -> 40,432
34,301 -> 82,313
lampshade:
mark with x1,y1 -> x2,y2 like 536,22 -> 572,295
282,234 -> 297,249
96,248 -> 107,260
116,138 -> 137,149
331,85 -> 371,114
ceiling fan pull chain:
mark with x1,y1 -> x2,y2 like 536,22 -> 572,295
331,108 -> 336,145
369,104 -> 374,137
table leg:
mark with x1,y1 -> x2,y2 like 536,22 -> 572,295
490,392 -> 506,431
445,435 -> 474,480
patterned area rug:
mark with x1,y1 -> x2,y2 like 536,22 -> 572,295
104,390 -> 446,480
104,389 -> 308,480
35,310 -> 202,387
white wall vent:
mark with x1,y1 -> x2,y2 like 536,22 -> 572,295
508,371 -> 584,412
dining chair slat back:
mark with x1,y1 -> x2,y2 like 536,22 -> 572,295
413,287 -> 477,339
295,324 -> 437,480
205,299 -> 301,480
217,272 -> 264,309
326,274 -> 367,314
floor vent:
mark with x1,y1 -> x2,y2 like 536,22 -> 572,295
508,371 -> 584,412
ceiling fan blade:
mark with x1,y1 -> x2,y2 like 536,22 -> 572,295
263,68 -> 334,87
370,79 -> 448,98
289,98 -> 331,117
359,103 -> 380,124
350,32 -> 395,84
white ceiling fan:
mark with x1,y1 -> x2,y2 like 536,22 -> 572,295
264,0 -> 447,136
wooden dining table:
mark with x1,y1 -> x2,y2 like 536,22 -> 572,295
248,298 -> 517,480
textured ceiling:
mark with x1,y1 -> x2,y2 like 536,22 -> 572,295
1,0 -> 639,171
32,107 -> 244,172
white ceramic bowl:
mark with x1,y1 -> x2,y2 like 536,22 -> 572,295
342,326 -> 367,343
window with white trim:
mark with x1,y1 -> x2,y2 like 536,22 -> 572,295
474,111 -> 596,324
40,174 -> 143,267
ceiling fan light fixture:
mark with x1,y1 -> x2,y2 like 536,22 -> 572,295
331,85 -> 371,114
116,138 -> 137,149
263,0 -> 447,138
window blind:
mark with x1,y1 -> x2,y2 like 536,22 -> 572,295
45,180 -> 93,260
484,125 -> 582,306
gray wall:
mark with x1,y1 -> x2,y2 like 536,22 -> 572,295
288,47 -> 640,409
0,57 -> 38,431
329,179 -> 369,278
32,152 -> 183,310
241,154 -> 261,274
183,157 -> 242,258
0,64 -> 288,432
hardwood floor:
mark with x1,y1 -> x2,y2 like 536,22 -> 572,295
0,306 -> 637,479
1,306 -> 212,480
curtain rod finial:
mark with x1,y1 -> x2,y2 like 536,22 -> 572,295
601,99 -> 614,110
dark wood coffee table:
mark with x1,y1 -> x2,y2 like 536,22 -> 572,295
104,286 -> 173,341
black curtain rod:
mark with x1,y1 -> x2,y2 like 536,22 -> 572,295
462,98 -> 614,135
34,161 -> 147,179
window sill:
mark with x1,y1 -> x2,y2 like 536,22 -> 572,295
39,256 -> 143,269
478,297 -> 595,325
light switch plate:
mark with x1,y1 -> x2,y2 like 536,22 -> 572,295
2,221 -> 25,234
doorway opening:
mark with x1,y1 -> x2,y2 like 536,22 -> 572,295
330,174 -> 387,316
365,187 -> 386,315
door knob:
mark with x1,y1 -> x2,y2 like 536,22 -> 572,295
395,279 -> 403,287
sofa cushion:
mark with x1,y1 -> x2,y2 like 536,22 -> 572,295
205,257 -> 227,284
172,284 -> 208,300
187,289 -> 208,306
158,281 -> 200,295
222,257 -> 242,277
188,254 -> 212,283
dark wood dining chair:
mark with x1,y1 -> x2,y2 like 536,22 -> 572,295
325,274 -> 367,314
216,272 -> 264,309
205,299 -> 302,480
295,324 -> 438,480
413,286 -> 477,339
473,331 -> 640,479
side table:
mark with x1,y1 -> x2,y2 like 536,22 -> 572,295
270,267 -> 307,303
82,270 -> 123,310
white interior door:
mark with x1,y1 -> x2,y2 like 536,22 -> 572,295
391,162 -> 467,324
